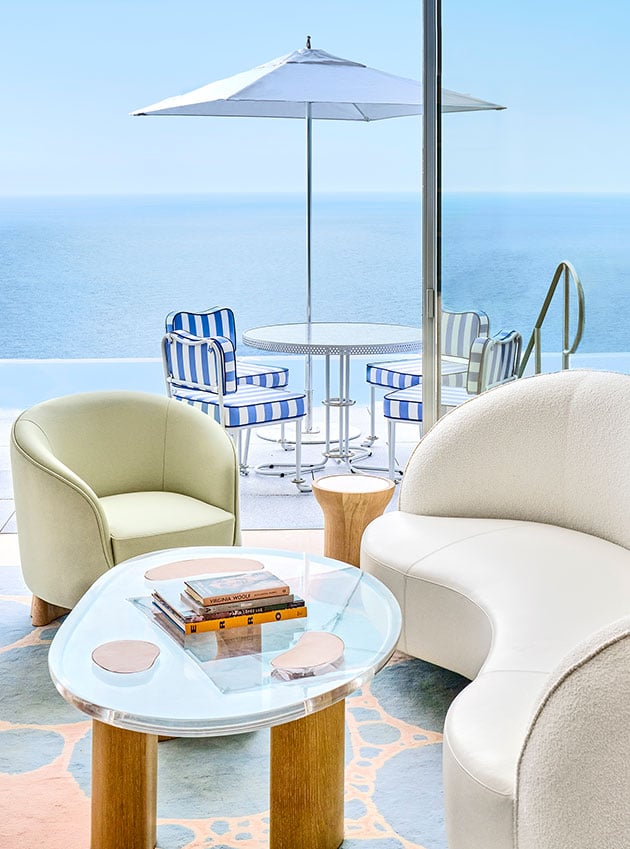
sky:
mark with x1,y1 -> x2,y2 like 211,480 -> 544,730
2,0 -> 630,196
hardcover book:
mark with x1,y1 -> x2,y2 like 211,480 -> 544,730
152,592 -> 305,626
151,585 -> 297,622
184,570 -> 290,606
180,590 -> 296,617
154,601 -> 307,634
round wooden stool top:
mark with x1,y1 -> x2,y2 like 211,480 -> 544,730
312,474 -> 395,567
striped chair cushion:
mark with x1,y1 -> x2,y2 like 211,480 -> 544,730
164,331 -> 238,394
483,330 -> 521,389
236,360 -> 289,389
166,308 -> 289,388
442,309 -> 490,358
166,307 -> 237,345
171,385 -> 306,428
366,358 -> 469,389
383,385 -> 472,422
466,330 -> 522,394
366,360 -> 424,389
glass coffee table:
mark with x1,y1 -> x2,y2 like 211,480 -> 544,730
48,546 -> 401,849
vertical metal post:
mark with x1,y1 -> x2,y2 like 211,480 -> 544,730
304,101 -> 315,431
306,102 -> 313,331
324,354 -> 331,455
562,263 -> 570,370
421,0 -> 442,432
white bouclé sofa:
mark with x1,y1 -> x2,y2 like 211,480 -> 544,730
361,370 -> 630,849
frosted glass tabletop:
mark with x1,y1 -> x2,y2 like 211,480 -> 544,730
48,547 -> 402,737
243,321 -> 422,356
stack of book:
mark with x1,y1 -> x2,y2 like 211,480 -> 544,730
151,569 -> 307,636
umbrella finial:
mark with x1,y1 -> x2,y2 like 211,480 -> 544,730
306,35 -> 311,49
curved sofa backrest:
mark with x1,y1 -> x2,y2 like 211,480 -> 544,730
399,370 -> 630,550
13,390 -> 181,497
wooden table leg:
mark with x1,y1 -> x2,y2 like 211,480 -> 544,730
91,720 -> 158,849
269,699 -> 345,849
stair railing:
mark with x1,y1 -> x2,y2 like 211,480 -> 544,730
518,260 -> 585,377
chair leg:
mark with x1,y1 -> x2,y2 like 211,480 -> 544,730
388,420 -> 397,481
242,429 -> 252,468
235,431 -> 250,476
31,595 -> 70,627
362,385 -> 378,447
279,423 -> 292,451
292,420 -> 309,491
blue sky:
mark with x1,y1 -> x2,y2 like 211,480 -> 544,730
2,0 -> 629,195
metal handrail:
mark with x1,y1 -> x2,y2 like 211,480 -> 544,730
518,260 -> 585,377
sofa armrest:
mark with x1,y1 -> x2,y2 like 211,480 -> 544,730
515,616 -> 630,849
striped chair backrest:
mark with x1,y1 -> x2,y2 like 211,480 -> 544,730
162,330 -> 238,395
165,307 -> 237,347
442,309 -> 490,358
466,330 -> 522,395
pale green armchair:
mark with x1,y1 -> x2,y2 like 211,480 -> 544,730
11,390 -> 240,625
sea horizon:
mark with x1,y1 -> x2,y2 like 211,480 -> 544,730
1,191 -> 628,360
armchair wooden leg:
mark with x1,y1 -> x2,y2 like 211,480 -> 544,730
31,595 -> 71,627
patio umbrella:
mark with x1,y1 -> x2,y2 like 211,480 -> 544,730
132,38 -> 504,429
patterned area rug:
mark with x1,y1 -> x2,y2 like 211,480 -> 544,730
0,568 -> 468,849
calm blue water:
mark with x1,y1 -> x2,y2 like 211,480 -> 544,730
0,192 -> 628,358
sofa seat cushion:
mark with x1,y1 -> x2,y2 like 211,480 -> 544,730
362,512 -> 630,678
100,491 -> 236,563
361,511 -> 630,848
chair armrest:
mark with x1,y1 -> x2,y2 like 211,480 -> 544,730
161,399 -> 240,544
10,418 -> 114,609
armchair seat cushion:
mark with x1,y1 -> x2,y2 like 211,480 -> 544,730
100,491 -> 236,563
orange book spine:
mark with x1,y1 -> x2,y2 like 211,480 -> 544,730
184,605 -> 307,634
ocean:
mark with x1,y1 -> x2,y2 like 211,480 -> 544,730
1,192 -> 629,359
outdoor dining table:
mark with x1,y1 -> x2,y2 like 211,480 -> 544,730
242,321 -> 422,462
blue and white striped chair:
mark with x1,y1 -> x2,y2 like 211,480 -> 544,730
162,330 -> 309,490
384,330 -> 522,480
166,307 -> 289,389
364,309 -> 491,445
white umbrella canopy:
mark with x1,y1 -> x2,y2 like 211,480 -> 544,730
132,41 -> 504,430
132,45 -> 503,119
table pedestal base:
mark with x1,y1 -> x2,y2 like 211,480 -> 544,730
91,720 -> 157,849
255,423 -> 361,447
270,699 -> 345,849
312,475 -> 396,567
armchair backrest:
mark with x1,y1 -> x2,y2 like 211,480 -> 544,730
166,307 -> 237,347
10,390 -> 230,498
466,330 -> 522,394
399,370 -> 630,550
162,330 -> 238,395
441,309 -> 490,358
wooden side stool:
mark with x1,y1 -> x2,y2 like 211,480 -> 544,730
312,474 -> 395,567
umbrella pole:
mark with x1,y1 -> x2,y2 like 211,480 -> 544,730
304,102 -> 316,433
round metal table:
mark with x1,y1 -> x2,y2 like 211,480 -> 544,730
243,322 -> 422,461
